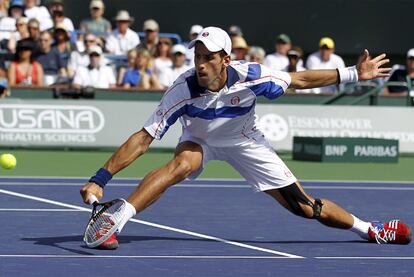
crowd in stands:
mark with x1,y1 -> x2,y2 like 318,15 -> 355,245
0,0 -> 413,98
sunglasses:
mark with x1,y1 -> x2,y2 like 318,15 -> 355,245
84,39 -> 95,43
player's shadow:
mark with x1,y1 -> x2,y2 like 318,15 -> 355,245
22,236 -> 94,255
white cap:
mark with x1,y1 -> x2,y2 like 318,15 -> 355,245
88,45 -> 102,55
189,24 -> 203,35
171,44 -> 187,55
188,26 -> 232,55
407,48 -> 414,58
90,0 -> 104,9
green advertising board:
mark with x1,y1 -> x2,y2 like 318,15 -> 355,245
293,137 -> 399,163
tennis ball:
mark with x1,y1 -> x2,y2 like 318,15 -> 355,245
0,153 -> 17,170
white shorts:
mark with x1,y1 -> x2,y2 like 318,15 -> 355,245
179,135 -> 297,192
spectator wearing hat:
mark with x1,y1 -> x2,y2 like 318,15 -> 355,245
184,24 -> 202,66
248,46 -> 266,64
231,36 -> 248,60
383,48 -> 414,95
8,38 -> 44,86
79,0 -> 111,35
154,37 -> 173,88
287,46 -> 306,72
0,0 -> 25,41
228,25 -> 243,37
49,0 -> 74,32
121,48 -> 162,90
72,45 -> 115,89
24,0 -> 53,31
160,44 -> 191,87
138,19 -> 160,56
37,31 -> 67,85
106,10 -> 140,56
7,16 -> 29,53
264,33 -> 292,71
306,37 -> 345,93
52,23 -> 76,68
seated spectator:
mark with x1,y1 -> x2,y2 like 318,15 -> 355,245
228,25 -> 243,38
26,18 -> 41,57
0,0 -> 25,41
24,0 -> 53,31
36,31 -> 67,85
383,48 -> 414,96
161,44 -> 191,87
106,10 -> 139,55
72,45 -> 115,89
121,48 -> 162,90
248,46 -> 265,64
154,37 -> 173,88
8,38 -> 44,86
48,0 -> 74,32
306,37 -> 345,93
184,24 -> 202,66
264,33 -> 291,71
68,32 -> 107,77
52,23 -> 76,69
0,0 -> 8,19
287,46 -> 306,72
138,19 -> 159,56
7,16 -> 29,53
79,0 -> 111,35
231,36 -> 248,60
117,48 -> 137,86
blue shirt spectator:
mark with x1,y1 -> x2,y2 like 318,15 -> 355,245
122,68 -> 152,87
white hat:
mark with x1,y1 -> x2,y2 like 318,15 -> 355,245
171,44 -> 187,55
90,0 -> 104,9
143,19 -> 159,31
189,24 -> 203,35
88,45 -> 102,55
407,48 -> 414,58
188,26 -> 232,55
114,10 -> 134,22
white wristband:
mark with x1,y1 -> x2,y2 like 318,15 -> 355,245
338,66 -> 359,84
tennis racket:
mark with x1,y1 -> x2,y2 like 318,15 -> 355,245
83,195 -> 127,248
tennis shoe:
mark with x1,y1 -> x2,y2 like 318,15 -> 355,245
93,217 -> 119,250
368,220 -> 412,245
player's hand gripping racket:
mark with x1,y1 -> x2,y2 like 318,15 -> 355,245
83,195 -> 127,248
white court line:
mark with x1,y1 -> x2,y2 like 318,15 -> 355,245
0,254 -> 290,259
316,256 -> 414,260
0,189 -> 303,259
0,208 -> 81,212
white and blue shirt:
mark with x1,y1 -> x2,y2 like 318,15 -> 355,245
144,61 -> 291,147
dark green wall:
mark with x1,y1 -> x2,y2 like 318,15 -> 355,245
59,0 -> 411,63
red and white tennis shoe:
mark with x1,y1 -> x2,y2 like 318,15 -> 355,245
368,220 -> 412,244
93,218 -> 119,250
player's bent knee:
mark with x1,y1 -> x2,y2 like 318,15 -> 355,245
171,157 -> 198,179
278,183 -> 323,219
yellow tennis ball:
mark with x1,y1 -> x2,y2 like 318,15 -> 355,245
0,153 -> 17,170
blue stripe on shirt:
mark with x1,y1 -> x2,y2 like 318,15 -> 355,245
250,81 -> 284,100
245,63 -> 262,82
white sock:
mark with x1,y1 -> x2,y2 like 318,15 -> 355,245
350,214 -> 371,240
116,201 -> 136,234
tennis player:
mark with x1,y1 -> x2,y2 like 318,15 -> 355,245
81,27 -> 411,249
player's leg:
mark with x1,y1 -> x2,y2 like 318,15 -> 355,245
126,141 -> 203,213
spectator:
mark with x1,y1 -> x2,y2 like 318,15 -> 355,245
161,44 -> 191,87
8,38 -> 44,86
264,33 -> 292,71
248,46 -> 266,64
24,0 -> 53,31
26,18 -> 41,58
383,48 -> 414,95
306,37 -> 345,93
0,0 -> 25,41
117,48 -> 137,86
106,10 -> 139,55
36,31 -> 67,85
79,0 -> 111,35
184,24 -> 202,66
121,48 -> 162,90
72,45 -> 116,89
154,37 -> 173,88
231,36 -> 248,60
138,19 -> 159,56
7,16 -> 29,53
0,78 -> 9,98
49,0 -> 74,32
52,23 -> 76,69
228,25 -> 243,37
0,0 -> 8,19
68,32 -> 107,77
287,46 -> 306,72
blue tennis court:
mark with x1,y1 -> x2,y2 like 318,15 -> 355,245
0,177 -> 413,276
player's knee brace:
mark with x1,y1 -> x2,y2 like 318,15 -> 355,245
278,183 -> 323,219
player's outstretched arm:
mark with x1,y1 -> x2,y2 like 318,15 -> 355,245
80,128 -> 154,204
289,49 -> 391,89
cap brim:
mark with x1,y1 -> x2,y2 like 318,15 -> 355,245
188,37 -> 222,53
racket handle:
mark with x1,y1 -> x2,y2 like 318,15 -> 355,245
88,194 -> 99,205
